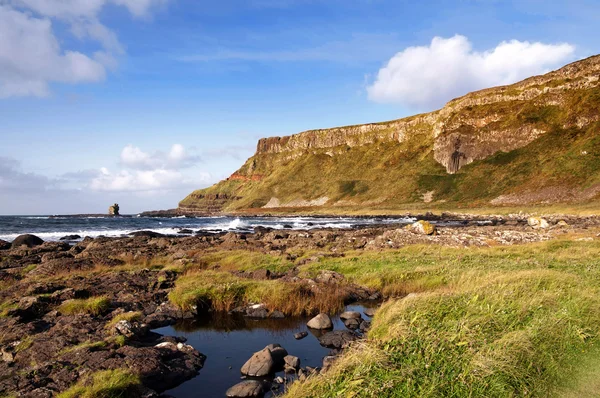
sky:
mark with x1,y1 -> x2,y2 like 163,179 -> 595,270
0,0 -> 599,215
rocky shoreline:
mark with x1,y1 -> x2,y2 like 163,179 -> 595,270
1,217 -> 598,397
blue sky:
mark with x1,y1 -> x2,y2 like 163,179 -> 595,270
0,0 -> 598,214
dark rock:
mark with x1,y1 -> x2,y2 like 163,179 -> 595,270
283,224 -> 293,229
178,229 -> 193,234
114,320 -> 148,339
0,239 -> 11,250
363,308 -> 376,317
129,231 -> 166,238
246,306 -> 269,319
294,331 -> 308,340
226,380 -> 265,398
11,234 -> 44,248
307,313 -> 333,329
359,320 -> 371,332
269,310 -> 285,319
318,330 -> 358,348
265,343 -> 288,367
343,318 -> 361,330
59,235 -> 81,241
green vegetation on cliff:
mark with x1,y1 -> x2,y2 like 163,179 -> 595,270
180,56 -> 600,213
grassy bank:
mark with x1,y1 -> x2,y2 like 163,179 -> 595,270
284,240 -> 600,397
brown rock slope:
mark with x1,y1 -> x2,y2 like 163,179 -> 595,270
180,55 -> 600,213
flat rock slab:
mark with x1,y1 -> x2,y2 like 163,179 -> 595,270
226,380 -> 265,398
318,330 -> 358,349
241,348 -> 275,377
339,311 -> 362,320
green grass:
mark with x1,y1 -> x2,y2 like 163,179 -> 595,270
58,296 -> 111,316
57,369 -> 140,398
59,340 -> 107,355
285,240 -> 600,397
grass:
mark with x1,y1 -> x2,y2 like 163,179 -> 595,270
57,369 -> 140,398
169,270 -> 347,316
59,340 -> 107,355
284,240 -> 600,397
58,296 -> 111,316
105,311 -> 142,329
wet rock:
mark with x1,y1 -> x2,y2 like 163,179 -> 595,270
129,231 -> 166,238
0,239 -> 11,250
11,234 -> 44,248
226,380 -> 265,398
269,310 -> 285,319
59,235 -> 81,241
294,331 -> 308,340
359,320 -> 371,332
318,330 -> 358,348
266,343 -> 288,367
178,229 -> 193,234
363,308 -> 376,317
246,304 -> 269,319
307,313 -> 333,329
409,220 -> 437,235
284,355 -> 300,370
339,311 -> 361,320
343,318 -> 361,330
240,348 -> 275,376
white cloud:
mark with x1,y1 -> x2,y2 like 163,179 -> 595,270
89,143 -> 208,192
89,168 -> 210,192
0,0 -> 166,98
120,144 -> 201,170
366,35 -> 576,109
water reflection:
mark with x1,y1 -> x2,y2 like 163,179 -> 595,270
155,303 -> 377,398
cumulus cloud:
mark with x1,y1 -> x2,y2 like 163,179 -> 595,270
88,143 -> 208,192
367,35 -> 576,109
120,144 -> 201,170
89,167 -> 210,192
0,0 -> 166,98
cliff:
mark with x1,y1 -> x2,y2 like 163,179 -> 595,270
180,55 -> 600,213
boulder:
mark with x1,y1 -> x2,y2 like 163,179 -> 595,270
556,220 -> 569,228
0,239 -> 11,250
527,217 -> 549,229
343,318 -> 361,330
307,313 -> 333,330
284,355 -> 300,370
226,380 -> 265,398
108,203 -> 120,215
409,220 -> 436,235
252,269 -> 271,280
11,234 -> 44,249
339,311 -> 361,320
359,320 -> 371,332
318,330 -> 358,349
294,331 -> 308,340
265,343 -> 288,367
240,348 -> 275,376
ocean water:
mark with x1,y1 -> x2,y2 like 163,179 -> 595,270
0,215 -> 416,242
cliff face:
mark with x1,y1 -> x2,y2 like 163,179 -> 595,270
180,55 -> 600,213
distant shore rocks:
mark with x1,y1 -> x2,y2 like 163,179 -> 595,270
11,234 -> 44,248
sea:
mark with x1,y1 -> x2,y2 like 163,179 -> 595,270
0,215 -> 417,242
